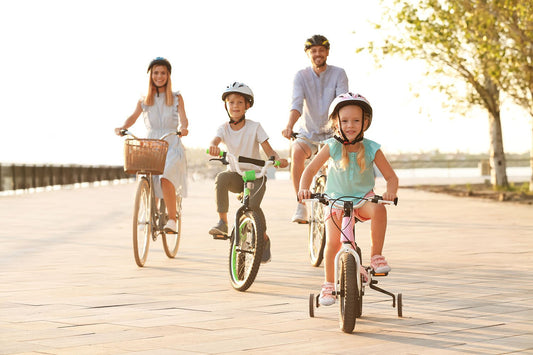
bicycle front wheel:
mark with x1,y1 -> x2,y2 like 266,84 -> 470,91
228,209 -> 265,291
162,196 -> 182,258
133,177 -> 151,267
309,175 -> 326,267
339,253 -> 360,333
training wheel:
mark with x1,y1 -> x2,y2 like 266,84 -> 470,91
397,293 -> 403,317
309,293 -> 315,317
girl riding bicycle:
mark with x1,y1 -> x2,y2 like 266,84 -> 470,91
298,92 -> 398,306
207,82 -> 288,263
114,57 -> 189,233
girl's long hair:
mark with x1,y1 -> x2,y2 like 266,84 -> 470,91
144,71 -> 173,106
329,110 -> 371,172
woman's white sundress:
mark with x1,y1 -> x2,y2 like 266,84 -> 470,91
141,91 -> 188,199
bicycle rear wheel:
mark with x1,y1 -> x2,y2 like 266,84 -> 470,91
339,253 -> 360,333
309,175 -> 326,267
162,196 -> 182,258
133,177 -> 151,267
229,209 -> 265,291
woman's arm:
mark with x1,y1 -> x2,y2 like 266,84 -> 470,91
298,144 -> 330,201
260,140 -> 289,168
177,94 -> 189,136
114,100 -> 142,135
374,149 -> 399,201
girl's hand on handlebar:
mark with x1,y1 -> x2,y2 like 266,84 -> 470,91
179,128 -> 189,137
115,127 -> 126,136
298,189 -> 312,202
382,191 -> 397,202
208,146 -> 221,156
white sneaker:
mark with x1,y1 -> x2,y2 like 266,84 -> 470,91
291,203 -> 308,224
318,282 -> 335,306
164,219 -> 177,233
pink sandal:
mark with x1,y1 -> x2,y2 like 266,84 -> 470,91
371,255 -> 391,274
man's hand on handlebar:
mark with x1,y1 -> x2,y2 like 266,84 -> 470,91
282,127 -> 294,140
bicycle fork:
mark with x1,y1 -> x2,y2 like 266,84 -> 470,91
333,202 -> 363,297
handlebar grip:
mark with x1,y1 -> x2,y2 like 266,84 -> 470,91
206,148 -> 224,157
393,197 -> 398,206
238,156 -> 266,167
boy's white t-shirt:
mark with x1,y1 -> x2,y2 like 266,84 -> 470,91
216,119 -> 269,172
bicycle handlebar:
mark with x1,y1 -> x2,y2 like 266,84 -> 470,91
207,150 -> 280,178
290,132 -> 323,146
309,192 -> 398,206
119,129 -> 182,140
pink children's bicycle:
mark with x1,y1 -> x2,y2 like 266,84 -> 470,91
307,193 -> 402,333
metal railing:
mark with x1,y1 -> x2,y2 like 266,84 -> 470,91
0,164 -> 131,192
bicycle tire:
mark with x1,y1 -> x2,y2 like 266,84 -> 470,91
133,177 -> 151,267
309,175 -> 326,267
339,253 -> 359,333
228,209 -> 265,291
356,246 -> 363,318
162,197 -> 181,258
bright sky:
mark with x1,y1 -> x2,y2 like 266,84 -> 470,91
0,0 -> 530,165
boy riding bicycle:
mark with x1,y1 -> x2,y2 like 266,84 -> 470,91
207,82 -> 288,263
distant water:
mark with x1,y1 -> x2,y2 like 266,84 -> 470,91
273,167 -> 530,185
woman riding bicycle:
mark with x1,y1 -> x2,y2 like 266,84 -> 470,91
207,82 -> 288,263
298,92 -> 399,306
114,57 -> 189,233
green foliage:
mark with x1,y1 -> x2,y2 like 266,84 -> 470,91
364,0 -> 532,116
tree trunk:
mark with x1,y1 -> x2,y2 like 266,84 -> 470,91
530,122 -> 533,192
488,110 -> 508,187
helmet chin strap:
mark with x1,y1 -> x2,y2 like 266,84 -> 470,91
334,116 -> 365,145
152,80 -> 166,97
225,103 -> 245,125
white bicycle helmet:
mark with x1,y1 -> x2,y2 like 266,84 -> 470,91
221,82 -> 254,107
329,92 -> 373,144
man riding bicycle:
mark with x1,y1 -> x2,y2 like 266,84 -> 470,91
281,34 -> 349,223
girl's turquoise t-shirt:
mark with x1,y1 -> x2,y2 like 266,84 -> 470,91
324,137 -> 381,203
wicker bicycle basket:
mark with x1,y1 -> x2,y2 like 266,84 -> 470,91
124,138 -> 168,174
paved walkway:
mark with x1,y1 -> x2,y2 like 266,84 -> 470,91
0,178 -> 532,354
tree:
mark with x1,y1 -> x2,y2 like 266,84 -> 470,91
485,1 -> 532,190
362,0 -> 527,187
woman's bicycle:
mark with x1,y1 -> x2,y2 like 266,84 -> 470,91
208,150 -> 280,291
119,129 -> 182,267
291,133 -> 327,267
306,193 -> 402,334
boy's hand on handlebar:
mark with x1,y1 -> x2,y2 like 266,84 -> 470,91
277,158 -> 289,169
208,146 -> 221,156
298,189 -> 312,202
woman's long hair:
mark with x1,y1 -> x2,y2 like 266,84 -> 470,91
143,69 -> 173,106
329,109 -> 371,172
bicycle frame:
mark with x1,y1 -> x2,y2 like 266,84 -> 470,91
333,200 -> 364,297
119,129 -> 182,266
208,150 -> 280,291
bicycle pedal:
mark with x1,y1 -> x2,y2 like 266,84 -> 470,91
373,272 -> 389,277
212,234 -> 230,240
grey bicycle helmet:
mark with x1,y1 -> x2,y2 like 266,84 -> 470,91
221,82 -> 254,107
304,34 -> 330,51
